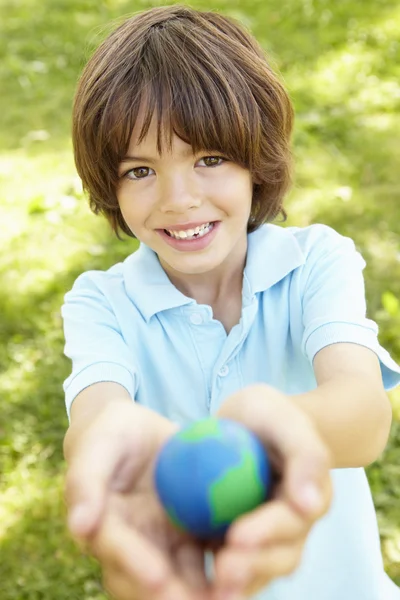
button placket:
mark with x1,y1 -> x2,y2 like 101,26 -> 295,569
185,308 -> 226,411
209,297 -> 258,407
217,296 -> 258,370
218,365 -> 229,377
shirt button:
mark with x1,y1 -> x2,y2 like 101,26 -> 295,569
190,313 -> 203,325
218,365 -> 229,377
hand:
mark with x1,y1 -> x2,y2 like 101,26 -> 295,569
65,403 -> 212,600
212,385 -> 333,599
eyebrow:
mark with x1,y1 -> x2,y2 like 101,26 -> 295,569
120,155 -> 156,163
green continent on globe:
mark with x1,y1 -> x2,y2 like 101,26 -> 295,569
209,448 -> 265,526
178,418 -> 222,442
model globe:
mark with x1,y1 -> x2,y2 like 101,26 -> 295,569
154,417 -> 271,539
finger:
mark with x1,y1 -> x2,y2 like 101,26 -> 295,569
213,547 -> 251,593
213,542 -> 304,595
249,542 -> 303,585
104,568 -> 196,600
98,520 -> 203,600
226,499 -> 309,547
96,512 -> 212,600
103,568 -> 142,600
92,510 -> 171,591
174,543 -> 210,591
283,443 -> 332,519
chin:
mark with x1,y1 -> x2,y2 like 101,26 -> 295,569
168,257 -> 221,275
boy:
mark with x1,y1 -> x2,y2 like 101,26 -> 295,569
62,6 -> 400,600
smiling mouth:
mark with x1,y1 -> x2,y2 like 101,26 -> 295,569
164,222 -> 215,240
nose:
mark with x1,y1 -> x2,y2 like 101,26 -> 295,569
157,173 -> 202,214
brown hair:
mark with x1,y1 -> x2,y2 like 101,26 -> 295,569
72,4 -> 294,238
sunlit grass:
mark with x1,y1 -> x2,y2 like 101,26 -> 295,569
0,462 -> 107,600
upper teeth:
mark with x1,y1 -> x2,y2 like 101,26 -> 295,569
167,223 -> 212,239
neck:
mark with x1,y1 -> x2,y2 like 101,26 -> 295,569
160,240 -> 247,307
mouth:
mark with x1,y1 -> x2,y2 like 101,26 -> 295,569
157,221 -> 220,252
163,222 -> 216,240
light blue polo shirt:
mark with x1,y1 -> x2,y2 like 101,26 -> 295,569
62,223 -> 400,600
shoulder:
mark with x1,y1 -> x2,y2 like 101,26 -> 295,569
245,224 -> 361,293
284,224 -> 365,280
63,257 -> 138,321
250,223 -> 358,262
61,257 -> 146,333
285,223 -> 357,258
65,261 -> 125,298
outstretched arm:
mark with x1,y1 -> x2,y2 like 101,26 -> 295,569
295,342 -> 392,468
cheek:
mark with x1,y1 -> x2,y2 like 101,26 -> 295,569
118,190 -> 146,223
215,177 -> 253,212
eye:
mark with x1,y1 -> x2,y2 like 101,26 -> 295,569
198,156 -> 226,168
124,166 -> 155,180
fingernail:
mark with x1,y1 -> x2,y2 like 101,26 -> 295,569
68,505 -> 91,535
299,484 -> 321,512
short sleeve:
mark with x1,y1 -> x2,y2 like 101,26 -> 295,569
300,226 -> 400,390
61,272 -> 137,418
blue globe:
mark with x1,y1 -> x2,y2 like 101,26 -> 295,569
154,417 -> 271,539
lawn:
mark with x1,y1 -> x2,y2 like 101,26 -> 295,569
1,0 -> 400,597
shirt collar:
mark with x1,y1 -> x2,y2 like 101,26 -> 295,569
123,244 -> 195,322
123,224 -> 305,322
244,223 -> 305,295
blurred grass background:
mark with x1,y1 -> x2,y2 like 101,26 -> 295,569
1,0 -> 400,597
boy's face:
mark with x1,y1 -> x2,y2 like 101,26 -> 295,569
117,112 -> 253,279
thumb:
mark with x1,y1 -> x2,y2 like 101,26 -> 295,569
65,404 -> 144,540
284,449 -> 331,518
218,385 -> 332,516
65,432 -> 127,539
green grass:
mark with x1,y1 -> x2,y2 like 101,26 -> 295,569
1,0 -> 400,597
